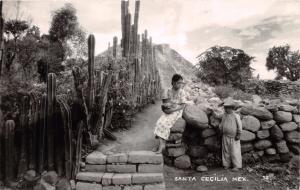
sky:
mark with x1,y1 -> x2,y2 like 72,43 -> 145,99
4,0 -> 300,79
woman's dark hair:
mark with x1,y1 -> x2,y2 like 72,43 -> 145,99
171,74 -> 183,84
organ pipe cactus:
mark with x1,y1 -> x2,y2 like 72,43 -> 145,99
0,108 -> 3,180
88,34 -> 95,112
38,93 -> 47,173
113,36 -> 118,58
47,73 -> 56,170
18,96 -> 30,178
4,120 -> 15,183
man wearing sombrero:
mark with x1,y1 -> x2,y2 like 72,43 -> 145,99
219,97 -> 242,171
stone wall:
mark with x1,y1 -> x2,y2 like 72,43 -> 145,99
244,79 -> 300,97
76,151 -> 165,190
163,100 -> 300,170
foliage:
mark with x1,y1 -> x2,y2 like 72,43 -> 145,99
196,46 -> 254,87
3,19 -> 29,72
266,44 -> 300,81
214,85 -> 252,101
49,3 -> 87,59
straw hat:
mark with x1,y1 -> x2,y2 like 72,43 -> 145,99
220,97 -> 236,107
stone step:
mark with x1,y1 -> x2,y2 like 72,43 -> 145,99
86,151 -> 163,165
84,163 -> 163,173
76,172 -> 164,186
76,182 -> 166,190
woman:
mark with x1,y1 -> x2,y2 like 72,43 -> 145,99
153,74 -> 188,153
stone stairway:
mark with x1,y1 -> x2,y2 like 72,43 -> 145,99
76,151 -> 166,190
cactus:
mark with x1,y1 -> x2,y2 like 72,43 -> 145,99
133,0 -> 140,57
4,120 -> 15,183
28,93 -> 38,170
113,36 -> 118,58
47,73 -> 56,171
18,96 -> 30,178
57,97 -> 72,179
73,120 -> 83,178
38,93 -> 47,173
125,13 -> 131,58
0,108 -> 3,180
88,34 -> 95,112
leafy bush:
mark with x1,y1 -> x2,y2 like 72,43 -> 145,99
196,46 -> 254,87
214,85 -> 253,101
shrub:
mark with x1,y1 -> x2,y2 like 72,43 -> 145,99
214,85 -> 253,101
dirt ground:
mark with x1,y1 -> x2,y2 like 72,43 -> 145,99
97,102 -> 298,190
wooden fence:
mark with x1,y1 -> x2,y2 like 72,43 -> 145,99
0,0 -> 161,184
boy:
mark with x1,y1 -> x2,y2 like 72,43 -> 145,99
219,97 -> 242,171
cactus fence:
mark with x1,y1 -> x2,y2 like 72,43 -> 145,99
0,0 -> 161,184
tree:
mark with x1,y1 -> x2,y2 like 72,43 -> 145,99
266,45 -> 300,81
196,46 -> 254,86
17,25 -> 41,79
4,19 -> 29,72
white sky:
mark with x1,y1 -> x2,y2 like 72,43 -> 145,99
4,0 -> 300,79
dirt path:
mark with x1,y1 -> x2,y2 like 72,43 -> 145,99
96,101 -> 283,190
97,101 -> 161,153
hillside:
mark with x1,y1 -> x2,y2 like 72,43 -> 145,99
95,44 -> 196,89
154,44 -> 196,88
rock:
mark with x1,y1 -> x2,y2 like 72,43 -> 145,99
196,165 -> 208,172
261,120 -> 276,130
42,171 -> 58,186
254,140 -> 272,150
242,116 -> 261,132
208,97 -> 222,104
289,145 -> 300,155
174,155 -> 191,169
241,105 -> 273,120
286,131 -> 300,144
171,118 -> 186,133
256,130 -> 270,139
168,133 -> 182,142
265,148 -> 276,155
56,178 -> 71,190
265,104 -> 278,112
274,111 -> 293,123
204,136 -> 221,152
280,122 -> 298,132
24,170 -> 38,182
257,150 -> 265,157
263,154 -> 281,163
240,130 -> 256,142
167,146 -> 186,157
209,115 -> 221,127
241,143 -> 254,153
279,104 -> 297,112
182,105 -> 209,129
293,114 -> 300,123
70,180 -> 75,190
280,152 -> 292,163
188,146 -> 207,158
288,155 -> 300,171
252,95 -> 263,104
242,153 -> 256,164
201,128 -> 216,138
163,156 -> 173,166
276,140 -> 289,153
270,125 -> 284,141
